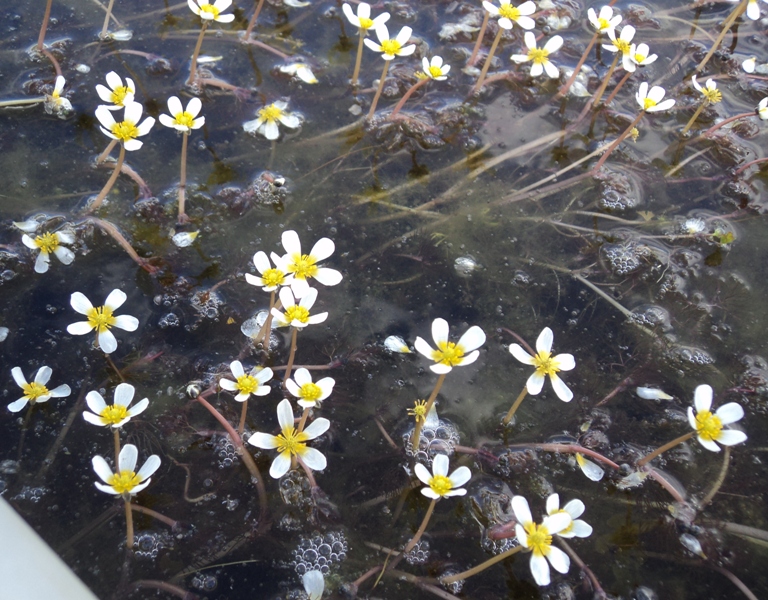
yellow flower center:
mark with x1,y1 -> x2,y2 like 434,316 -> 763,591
380,39 -> 402,55
34,232 -> 59,254
111,121 -> 140,143
533,350 -> 559,376
525,522 -> 552,557
22,382 -> 50,401
108,470 -> 141,494
695,410 -> 723,442
259,104 -> 284,123
275,426 -> 309,456
200,4 -> 220,17
597,17 -> 610,31
261,268 -> 286,287
174,111 -> 196,128
529,47 -> 549,65
236,374 -> 258,395
428,65 -> 444,78
499,4 -> 521,20
634,52 -> 647,63
110,86 -> 132,106
87,305 -> 116,333
615,39 -> 630,54
408,400 -> 428,422
299,382 -> 323,401
428,474 -> 453,496
359,16 -> 374,29
642,98 -> 656,111
99,404 -> 129,425
702,88 -> 722,104
284,305 -> 311,324
288,254 -> 319,280
431,341 -> 465,366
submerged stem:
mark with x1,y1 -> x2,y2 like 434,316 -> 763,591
100,0 -> 117,39
695,0 -> 747,73
502,386 -> 528,425
473,27 -> 503,93
441,544 -> 523,584
351,31 -> 365,87
37,0 -> 54,51
186,21 -> 210,87
368,60 -> 391,119
402,498 -> 437,554
88,144 -> 126,212
243,0 -> 266,40
390,78 -> 429,118
124,499 -> 134,549
636,430 -> 695,467
178,131 -> 189,223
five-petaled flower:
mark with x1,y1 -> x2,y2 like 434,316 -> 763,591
92,443 -> 161,500
245,250 -> 293,292
271,287 -> 328,328
83,383 -> 149,428
96,71 -> 136,110
414,453 -> 471,499
219,361 -> 273,402
9,366 -> 71,413
342,2 -> 390,35
15,221 -> 75,274
512,495 -> 573,586
545,493 -> 593,538
602,25 -> 636,71
159,96 -> 205,132
286,368 -> 335,408
420,56 -> 451,80
482,0 -> 536,30
67,289 -> 139,354
687,384 -> 747,452
414,318 -> 486,374
188,0 -> 235,22
511,32 -> 563,78
243,101 -> 301,141
629,43 -> 657,69
508,327 -> 575,400
247,398 -> 330,478
691,75 -> 722,105
95,101 -> 155,150
635,82 -> 675,113
279,230 -> 343,297
364,24 -> 416,60
587,6 -> 621,34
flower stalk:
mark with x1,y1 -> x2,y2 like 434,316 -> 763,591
368,60 -> 390,118
243,0 -> 267,40
591,53 -> 619,108
441,544 -> 524,583
283,327 -> 299,384
502,386 -> 528,425
100,0 -> 117,40
695,0 -> 747,73
186,21 -> 209,87
409,373 -> 446,448
390,78 -> 429,119
635,431 -> 695,467
558,31 -> 599,97
89,144 -> 126,212
178,132 -> 189,223
402,498 -> 437,554
592,110 -> 644,171
473,28 -> 504,93
468,12 -> 491,67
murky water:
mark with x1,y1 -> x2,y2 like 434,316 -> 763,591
2,0 -> 768,598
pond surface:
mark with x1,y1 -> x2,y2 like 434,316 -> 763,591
2,0 -> 768,598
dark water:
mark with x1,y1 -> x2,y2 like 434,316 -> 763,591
1,0 -> 768,598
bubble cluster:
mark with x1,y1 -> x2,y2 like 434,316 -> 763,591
189,289 -> 222,321
596,169 -> 639,212
403,417 -> 461,466
134,530 -> 173,560
440,569 -> 465,595
213,435 -> 240,469
291,531 -> 348,575
158,312 -> 180,328
630,305 -> 672,331
602,241 -> 650,276
405,540 -> 430,565
12,486 -> 48,503
279,468 -> 313,508
190,573 -> 218,592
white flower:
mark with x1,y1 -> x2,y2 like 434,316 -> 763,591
247,398 -> 330,478
628,43 -> 657,68
508,327 -> 575,401
511,32 -> 563,78
302,570 -> 324,600
172,231 -> 199,247
17,223 -> 75,274
636,82 -> 675,113
96,71 -> 136,110
602,25 -> 636,71
574,453 -> 604,481
44,76 -> 73,116
512,495 -> 572,586
342,2 -> 390,35
83,383 -> 149,428
691,75 -> 721,104
95,101 -> 155,150
159,96 -> 205,132
66,289 -> 139,354
384,335 -> 411,353
243,101 -> 301,140
545,493 -> 593,538
743,56 -> 756,73
219,361 -> 273,402
587,6 -> 621,34
421,56 -> 451,80
92,444 -> 161,500
414,318 -> 486,374
364,24 -> 416,60
636,386 -> 673,400
245,250 -> 293,292
279,63 -> 318,84
758,97 -> 768,120
414,453 -> 471,499
482,0 -> 536,30
747,0 -> 761,20
286,368 -> 334,408
279,230 -> 343,297
187,0 -> 235,22
271,287 -> 328,328
8,366 -> 71,413
687,384 -> 747,452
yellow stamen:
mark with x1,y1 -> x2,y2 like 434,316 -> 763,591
288,254 -> 319,280
236,374 -> 258,395
695,410 -> 723,442
359,16 -> 374,29
199,4 -> 220,17
110,86 -> 132,106
111,121 -> 140,143
528,47 -> 549,64
429,474 -> 453,496
87,305 -> 116,332
275,426 -> 309,456
380,39 -> 402,56
299,382 -> 322,401
643,98 -> 657,111
261,268 -> 285,288
428,65 -> 444,78
533,350 -> 560,376
499,4 -> 522,20
284,305 -> 311,324
702,88 -> 722,104
22,382 -> 50,401
108,470 -> 141,494
174,111 -> 196,128
34,232 -> 59,254
431,341 -> 465,367
615,39 -> 630,54
597,17 -> 610,30
408,400 -> 428,422
99,404 -> 129,425
259,104 -> 284,122
525,522 -> 552,556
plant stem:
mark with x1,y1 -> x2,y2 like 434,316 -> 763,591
592,110 -> 644,171
368,60 -> 390,119
695,0 -> 747,73
441,544 -> 523,584
283,328 -> 299,384
390,78 -> 429,119
178,131 -> 189,223
113,428 -> 121,464
97,139 -> 118,164
100,0 -> 117,39
243,0 -> 266,40
297,407 -> 310,433
473,27 -> 503,93
410,373 -> 446,449
468,12 -> 490,67
501,386 -> 528,425
237,400 -> 248,437
124,499 -> 134,549
351,31 -> 365,87
130,504 -> 178,529
88,143 -> 126,212
558,31 -> 599,97
402,498 -> 437,554
700,111 -> 754,137
636,430 -> 695,467
681,101 -> 707,135
603,69 -> 632,106
186,21 -> 210,87
37,0 -> 53,51
591,53 -> 619,108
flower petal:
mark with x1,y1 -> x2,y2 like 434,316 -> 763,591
113,315 -> 139,332
276,398 -> 295,431
92,455 -> 115,483
715,402 -> 744,425
119,444 -> 139,473
248,432 -> 279,449
512,495 -> 533,525
414,336 -> 435,359
526,371 -> 545,395
127,397 -> 149,417
300,447 -> 327,471
550,374 -> 573,402
509,344 -> 535,364
7,398 -> 29,413
98,329 -> 118,354
303,417 -> 330,439
414,462 -> 432,486
431,318 -> 449,345
457,325 -> 486,353
11,367 -> 28,388
694,385 -> 712,413
448,465 -> 471,488
70,292 -> 94,315
536,327 -> 553,354
546,493 -> 560,515
546,545 -> 570,574
270,452 -> 292,478
716,429 -> 747,446
529,553 -> 551,586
